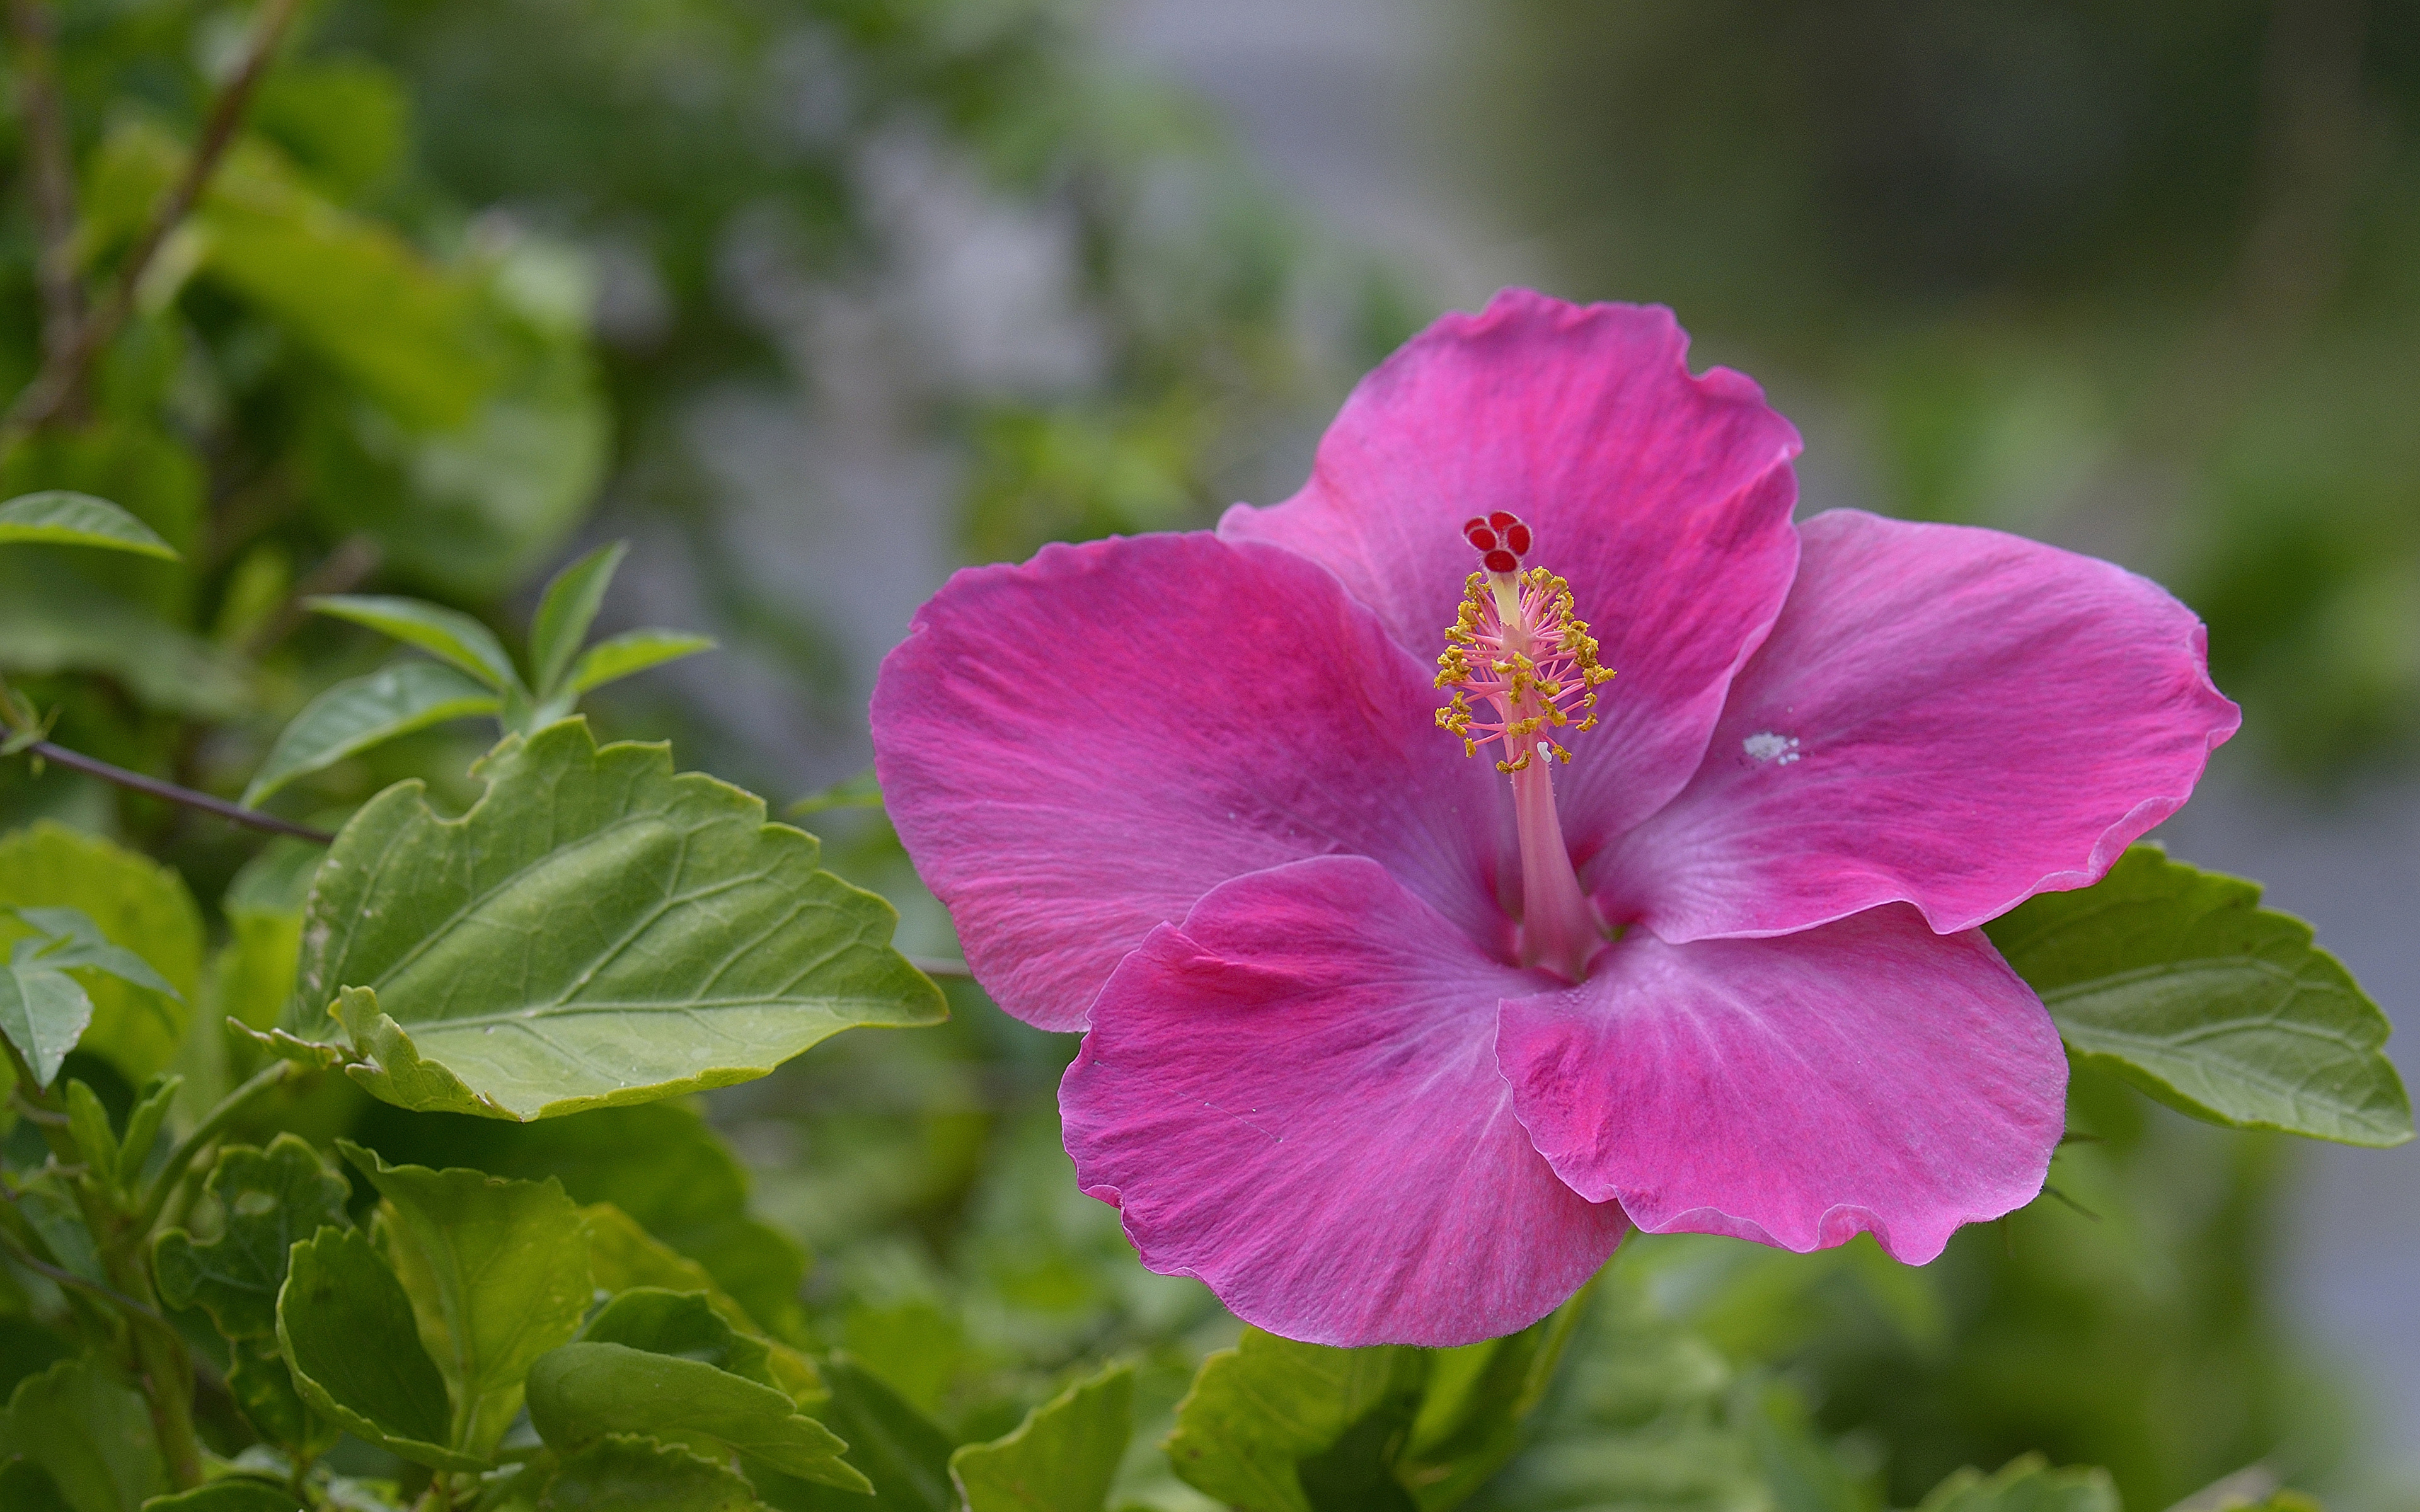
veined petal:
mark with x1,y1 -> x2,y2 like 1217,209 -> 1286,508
1596,510 -> 2240,940
1063,856 -> 1627,1346
1221,289 -> 1803,852
1498,905 -> 2065,1263
870,534 -> 1506,1031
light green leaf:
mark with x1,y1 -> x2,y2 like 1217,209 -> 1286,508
209,842 -> 321,1033
566,629 -> 717,695
306,595 -> 521,692
531,542 -> 628,696
578,1288 -> 779,1388
539,1434 -> 766,1511
3,1356 -> 167,1512
748,1354 -> 948,1508
245,663 -> 502,806
111,1076 -> 178,1192
340,1141 -> 591,1458
1987,846 -> 2412,1147
0,492 -> 178,559
1916,1456 -> 2119,1512
354,1100 -> 808,1339
289,720 -> 945,1120
950,1363 -> 1132,1512
1167,1329 -> 1427,1512
141,1477 -> 306,1511
9,906 -> 182,998
525,1343 -> 868,1491
64,1080 -> 121,1184
0,958 -> 92,1088
155,1135 -> 353,1341
276,1225 -> 474,1472
0,824 -> 204,1084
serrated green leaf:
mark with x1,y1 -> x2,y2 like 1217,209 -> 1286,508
1166,1329 -> 1427,1512
354,1100 -> 808,1339
1916,1456 -> 2118,1512
289,720 -> 945,1120
1987,846 -> 2412,1146
565,628 -> 715,694
950,1362 -> 1132,1512
155,1135 -> 353,1341
3,1356 -> 166,1512
526,1343 -> 868,1491
307,595 -> 521,692
276,1225 -> 474,1472
340,1140 -> 591,1458
141,1476 -> 306,1511
539,1433 -> 765,1511
531,542 -> 629,697
245,662 -> 501,806
0,492 -> 179,559
0,825 -> 202,1084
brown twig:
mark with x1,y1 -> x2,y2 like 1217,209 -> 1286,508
1,0 -> 305,447
16,738 -> 332,842
6,0 -> 84,388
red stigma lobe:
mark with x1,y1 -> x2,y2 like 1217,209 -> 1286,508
1467,511 -> 1532,571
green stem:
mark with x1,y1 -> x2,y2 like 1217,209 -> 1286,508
135,1058 -> 294,1235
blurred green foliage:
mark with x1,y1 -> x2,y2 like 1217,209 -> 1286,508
1475,0 -> 2420,787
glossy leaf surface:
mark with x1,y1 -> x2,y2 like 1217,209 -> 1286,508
525,1342 -> 867,1491
540,1434 -> 766,1511
275,1226 -> 472,1471
305,594 -> 521,691
243,662 -> 501,806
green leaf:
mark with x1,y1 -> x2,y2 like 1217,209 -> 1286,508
0,559 -> 248,719
540,1434 -> 766,1511
0,824 -> 204,1084
579,1203 -> 824,1404
1166,1329 -> 1427,1512
0,956 -> 92,1088
0,1460 -> 75,1512
949,1363 -> 1133,1512
1987,846 -> 2413,1147
64,1080 -> 121,1184
531,542 -> 629,697
276,1225 -> 473,1472
141,1477 -> 306,1511
353,1100 -> 809,1339
208,842 -> 321,1034
1398,1278 -> 1597,1509
112,1076 -> 177,1191
244,663 -> 502,806
0,493 -> 178,559
289,720 -> 945,1120
339,1141 -> 591,1458
577,1288 -> 780,1389
526,1343 -> 868,1491
751,1354 -> 950,1509
565,629 -> 717,695
3,1356 -> 167,1512
224,1335 -> 337,1458
1915,1457 -> 2119,1512
306,595 -> 521,692
155,1135 -> 353,1340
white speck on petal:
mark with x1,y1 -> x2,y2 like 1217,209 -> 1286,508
1744,731 -> 1802,765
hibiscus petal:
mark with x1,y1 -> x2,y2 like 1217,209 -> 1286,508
1596,509 -> 2241,940
1219,289 -> 1804,852
1497,905 -> 2065,1263
871,534 -> 1507,1031
1063,855 -> 1627,1346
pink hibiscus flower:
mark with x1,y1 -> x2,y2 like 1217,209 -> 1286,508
870,290 -> 2238,1348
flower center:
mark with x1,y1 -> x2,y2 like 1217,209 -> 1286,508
1435,512 -> 1613,982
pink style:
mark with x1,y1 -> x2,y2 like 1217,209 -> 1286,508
869,289 -> 2241,1349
